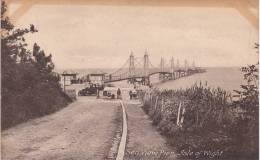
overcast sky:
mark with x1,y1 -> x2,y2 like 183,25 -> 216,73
10,4 -> 258,69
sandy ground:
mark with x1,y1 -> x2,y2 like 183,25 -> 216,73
124,99 -> 177,160
1,97 -> 121,160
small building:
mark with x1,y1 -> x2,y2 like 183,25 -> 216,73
60,71 -> 78,90
88,70 -> 106,85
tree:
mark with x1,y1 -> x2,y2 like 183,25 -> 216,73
231,43 -> 259,158
1,1 -> 70,129
234,43 -> 258,116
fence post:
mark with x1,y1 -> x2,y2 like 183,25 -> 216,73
161,97 -> 164,112
180,106 -> 186,125
149,93 -> 151,104
150,93 -> 153,104
154,96 -> 158,111
144,92 -> 147,103
177,101 -> 182,126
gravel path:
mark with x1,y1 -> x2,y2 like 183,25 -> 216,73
124,100 -> 177,160
2,97 -> 121,160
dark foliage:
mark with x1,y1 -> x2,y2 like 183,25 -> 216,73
1,1 -> 72,129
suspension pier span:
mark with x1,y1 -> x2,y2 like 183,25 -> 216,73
103,52 -> 205,85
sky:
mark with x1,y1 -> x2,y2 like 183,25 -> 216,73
9,2 -> 259,69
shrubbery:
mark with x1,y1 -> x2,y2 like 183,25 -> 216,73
1,1 -> 72,129
140,79 -> 258,159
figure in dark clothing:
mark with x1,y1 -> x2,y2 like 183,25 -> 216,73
117,88 -> 121,99
96,88 -> 100,99
129,90 -> 132,100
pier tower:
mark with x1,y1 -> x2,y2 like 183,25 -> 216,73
129,51 -> 135,77
144,50 -> 149,76
170,57 -> 175,79
143,50 -> 150,85
159,57 -> 165,80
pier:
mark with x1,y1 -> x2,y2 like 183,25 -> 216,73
76,51 -> 205,86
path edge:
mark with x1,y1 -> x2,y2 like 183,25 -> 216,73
116,101 -> 128,160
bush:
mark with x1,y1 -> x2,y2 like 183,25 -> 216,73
139,83 -> 258,159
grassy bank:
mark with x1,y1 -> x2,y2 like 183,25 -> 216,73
139,83 -> 258,160
1,80 -> 72,130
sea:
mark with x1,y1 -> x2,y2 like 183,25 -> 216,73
155,67 -> 245,94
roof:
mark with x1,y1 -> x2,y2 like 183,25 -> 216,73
61,70 -> 78,76
89,70 -> 106,75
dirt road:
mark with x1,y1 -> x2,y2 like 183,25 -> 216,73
2,97 -> 121,160
2,88 -> 177,160
124,100 -> 177,160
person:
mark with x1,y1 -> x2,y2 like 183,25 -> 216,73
117,88 -> 121,99
96,88 -> 100,99
129,90 -> 132,100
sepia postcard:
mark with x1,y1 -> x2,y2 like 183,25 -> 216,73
1,0 -> 259,160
